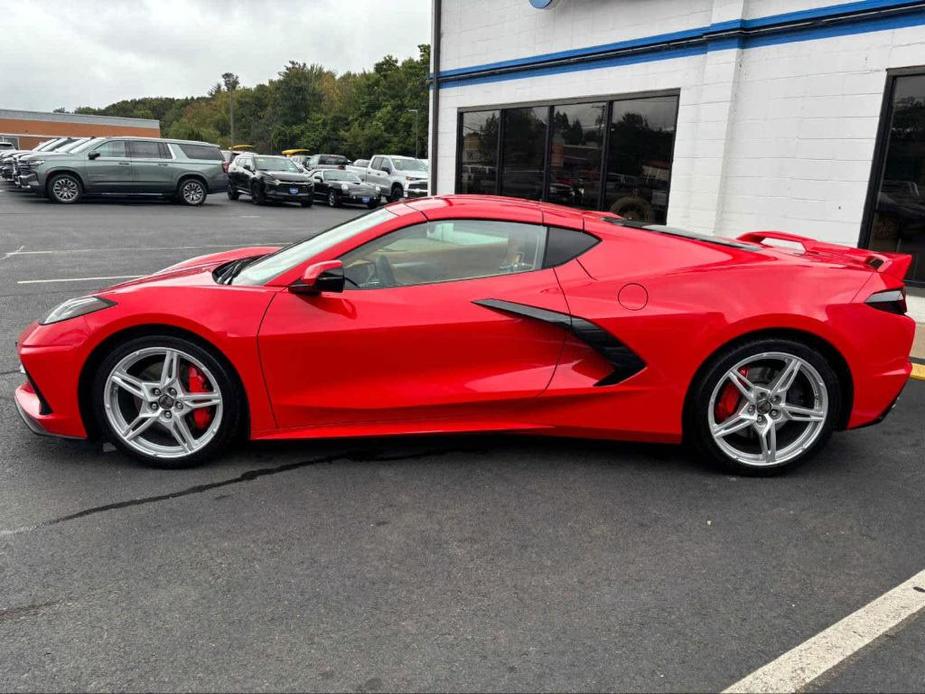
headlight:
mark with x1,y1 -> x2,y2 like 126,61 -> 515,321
341,183 -> 349,192
25,159 -> 44,167
41,296 -> 116,325
264,176 -> 278,185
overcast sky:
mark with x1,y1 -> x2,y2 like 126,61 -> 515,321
0,0 -> 430,112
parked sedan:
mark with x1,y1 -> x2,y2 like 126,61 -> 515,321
13,196 -> 916,473
309,169 -> 380,208
227,154 -> 314,207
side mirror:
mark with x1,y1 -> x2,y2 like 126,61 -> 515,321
290,260 -> 345,295
382,167 -> 392,175
88,151 -> 100,160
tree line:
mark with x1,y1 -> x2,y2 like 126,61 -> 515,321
74,45 -> 430,160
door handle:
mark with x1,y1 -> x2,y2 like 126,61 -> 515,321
158,163 -> 168,166
118,161 -> 130,166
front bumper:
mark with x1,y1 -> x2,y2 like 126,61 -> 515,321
265,184 -> 313,200
405,186 -> 428,198
19,173 -> 39,190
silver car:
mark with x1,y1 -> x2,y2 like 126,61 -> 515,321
22,137 -> 228,205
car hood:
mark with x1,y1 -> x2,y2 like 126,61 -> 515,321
99,246 -> 282,293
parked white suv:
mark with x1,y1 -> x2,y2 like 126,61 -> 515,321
365,155 -> 429,201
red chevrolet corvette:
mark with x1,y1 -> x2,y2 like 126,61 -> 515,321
15,196 -> 915,473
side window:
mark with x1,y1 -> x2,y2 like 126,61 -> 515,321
543,227 -> 600,267
370,157 -> 382,170
92,140 -> 127,158
340,220 -> 548,289
177,143 -> 222,160
129,141 -> 169,159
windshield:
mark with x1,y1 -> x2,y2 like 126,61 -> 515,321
70,138 -> 104,153
233,207 -> 396,286
392,158 -> 427,172
326,171 -> 362,183
56,138 -> 95,153
255,156 -> 300,172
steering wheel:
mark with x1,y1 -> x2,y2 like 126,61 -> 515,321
375,254 -> 398,288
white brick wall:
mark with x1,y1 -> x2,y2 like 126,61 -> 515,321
434,0 -> 925,250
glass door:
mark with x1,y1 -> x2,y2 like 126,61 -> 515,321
863,72 -> 925,286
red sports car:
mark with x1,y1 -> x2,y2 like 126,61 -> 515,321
15,196 -> 915,473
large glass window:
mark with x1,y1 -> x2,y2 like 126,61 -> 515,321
458,110 -> 500,195
548,102 -> 606,208
865,73 -> 925,285
92,140 -> 127,158
604,96 -> 678,223
456,93 -> 678,218
500,107 -> 548,201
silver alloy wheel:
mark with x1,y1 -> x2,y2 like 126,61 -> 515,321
103,347 -> 223,460
328,191 -> 337,207
51,176 -> 79,202
708,351 -> 828,467
181,180 -> 205,205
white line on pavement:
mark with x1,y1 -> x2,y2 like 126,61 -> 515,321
18,275 -> 143,285
2,244 -> 25,261
5,243 -> 284,256
723,568 -> 925,693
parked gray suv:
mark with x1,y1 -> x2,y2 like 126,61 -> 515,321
21,137 -> 228,205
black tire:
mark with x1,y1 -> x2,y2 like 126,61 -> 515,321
686,338 -> 842,476
178,178 -> 207,206
367,199 -> 379,209
250,183 -> 265,205
327,190 -> 339,208
92,335 -> 243,469
300,200 -> 313,208
47,173 -> 83,204
390,183 -> 404,202
227,187 -> 239,201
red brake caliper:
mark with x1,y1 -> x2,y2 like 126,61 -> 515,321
186,365 -> 213,429
716,367 -> 748,422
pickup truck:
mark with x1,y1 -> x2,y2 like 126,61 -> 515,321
364,154 -> 429,201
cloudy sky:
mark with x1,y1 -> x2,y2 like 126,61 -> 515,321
0,0 -> 430,112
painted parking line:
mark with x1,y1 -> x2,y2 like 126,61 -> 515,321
4,243 -> 285,257
723,568 -> 925,693
17,275 -> 142,285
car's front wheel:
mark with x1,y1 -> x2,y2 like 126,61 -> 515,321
227,186 -> 239,201
327,190 -> 339,207
47,173 -> 83,204
687,338 -> 841,475
178,178 -> 207,206
92,335 -> 242,468
390,183 -> 404,202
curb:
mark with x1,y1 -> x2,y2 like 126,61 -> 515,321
912,358 -> 925,382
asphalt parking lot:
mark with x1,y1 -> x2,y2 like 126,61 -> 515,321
1,186 -> 924,692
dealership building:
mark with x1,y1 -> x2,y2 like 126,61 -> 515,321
0,109 -> 160,150
428,0 -> 925,290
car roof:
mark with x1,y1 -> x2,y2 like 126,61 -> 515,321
98,136 -> 220,147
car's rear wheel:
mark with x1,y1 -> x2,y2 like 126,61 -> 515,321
48,173 -> 82,204
688,338 -> 840,475
178,178 -> 207,206
92,335 -> 242,468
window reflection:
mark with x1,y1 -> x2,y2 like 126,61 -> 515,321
605,96 -> 677,223
869,74 -> 925,285
458,110 -> 499,195
548,102 -> 606,208
500,107 -> 548,201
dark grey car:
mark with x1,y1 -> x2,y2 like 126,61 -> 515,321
23,137 -> 228,205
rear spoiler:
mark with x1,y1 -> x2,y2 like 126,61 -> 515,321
738,230 -> 913,281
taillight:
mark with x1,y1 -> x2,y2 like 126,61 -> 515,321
866,288 -> 907,315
